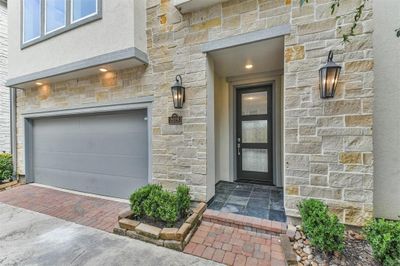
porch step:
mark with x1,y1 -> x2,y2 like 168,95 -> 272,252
203,209 -> 287,235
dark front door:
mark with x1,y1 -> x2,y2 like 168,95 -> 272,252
236,86 -> 273,185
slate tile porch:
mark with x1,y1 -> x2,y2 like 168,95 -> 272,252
208,181 -> 286,223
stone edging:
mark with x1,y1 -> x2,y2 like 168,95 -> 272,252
280,233 -> 297,266
113,202 -> 207,251
0,180 -> 19,191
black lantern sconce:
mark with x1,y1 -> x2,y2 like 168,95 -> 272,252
171,75 -> 185,109
319,51 -> 341,99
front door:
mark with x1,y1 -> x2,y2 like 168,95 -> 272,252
236,86 -> 273,185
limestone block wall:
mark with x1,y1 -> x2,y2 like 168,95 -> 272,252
283,1 -> 374,226
0,2 -> 10,153
15,0 -> 374,224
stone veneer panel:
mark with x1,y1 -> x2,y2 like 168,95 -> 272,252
15,0 -> 374,225
0,3 -> 9,153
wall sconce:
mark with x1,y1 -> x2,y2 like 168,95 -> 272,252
319,51 -> 341,99
171,75 -> 185,109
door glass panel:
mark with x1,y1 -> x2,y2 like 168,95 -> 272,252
241,91 -> 268,115
242,120 -> 268,143
242,149 -> 268,172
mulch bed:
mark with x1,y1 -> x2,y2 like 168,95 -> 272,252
290,225 -> 380,266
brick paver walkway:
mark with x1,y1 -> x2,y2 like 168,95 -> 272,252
0,184 -> 129,232
184,220 -> 285,266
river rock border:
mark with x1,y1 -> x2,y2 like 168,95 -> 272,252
113,202 -> 207,251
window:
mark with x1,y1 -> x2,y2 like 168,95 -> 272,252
45,0 -> 66,33
22,0 -> 101,47
23,0 -> 41,43
72,0 -> 98,23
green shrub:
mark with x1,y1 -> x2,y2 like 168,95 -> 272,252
176,184 -> 191,217
298,199 -> 345,254
129,184 -> 162,216
364,218 -> 400,266
0,153 -> 13,181
129,184 -> 191,227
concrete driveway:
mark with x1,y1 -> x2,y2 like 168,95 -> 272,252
0,203 -> 220,266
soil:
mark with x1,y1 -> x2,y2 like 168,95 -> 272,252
129,210 -> 192,229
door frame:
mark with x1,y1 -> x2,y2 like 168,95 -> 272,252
236,85 -> 273,184
227,72 -> 283,187
22,98 -> 154,184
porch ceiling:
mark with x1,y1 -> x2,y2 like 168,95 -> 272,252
208,37 -> 284,78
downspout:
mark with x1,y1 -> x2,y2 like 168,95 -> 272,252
10,87 -> 17,181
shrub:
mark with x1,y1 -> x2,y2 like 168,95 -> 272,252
298,199 -> 345,254
129,184 -> 162,216
0,153 -> 13,181
364,218 -> 400,266
129,184 -> 191,227
176,184 -> 191,217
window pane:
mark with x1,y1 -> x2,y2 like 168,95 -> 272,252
241,91 -> 268,115
72,0 -> 97,22
23,0 -> 41,43
46,0 -> 66,33
242,149 -> 268,172
242,120 -> 268,143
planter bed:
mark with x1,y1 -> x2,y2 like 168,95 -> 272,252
114,202 -> 207,251
0,179 -> 19,191
282,224 -> 379,266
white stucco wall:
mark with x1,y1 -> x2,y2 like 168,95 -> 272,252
373,0 -> 400,220
8,0 -> 146,79
214,73 -> 230,183
0,1 -> 10,153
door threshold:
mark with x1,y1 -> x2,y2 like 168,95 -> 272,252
235,179 -> 275,186
30,183 -> 130,204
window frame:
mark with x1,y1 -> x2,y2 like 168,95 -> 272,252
44,0 -> 67,34
21,0 -> 102,49
22,0 -> 42,44
71,0 -> 98,24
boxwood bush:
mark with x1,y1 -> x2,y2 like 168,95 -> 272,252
298,199 -> 345,254
0,153 -> 13,181
364,218 -> 400,266
130,184 -> 191,227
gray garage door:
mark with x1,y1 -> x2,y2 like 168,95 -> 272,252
32,110 -> 148,199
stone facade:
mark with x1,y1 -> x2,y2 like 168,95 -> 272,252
15,0 -> 374,226
0,2 -> 10,153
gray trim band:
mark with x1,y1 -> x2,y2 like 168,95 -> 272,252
22,97 -> 154,118
6,47 -> 149,87
202,24 -> 291,53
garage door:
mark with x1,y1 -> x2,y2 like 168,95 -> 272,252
32,110 -> 148,199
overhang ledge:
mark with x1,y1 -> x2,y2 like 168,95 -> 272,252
6,47 -> 148,89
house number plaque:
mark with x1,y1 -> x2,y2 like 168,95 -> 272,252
168,113 -> 182,125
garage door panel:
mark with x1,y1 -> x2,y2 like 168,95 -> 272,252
34,152 -> 147,178
32,110 -> 149,199
34,167 -> 148,198
34,132 -> 147,156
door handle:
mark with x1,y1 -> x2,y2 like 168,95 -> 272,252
237,143 -> 241,156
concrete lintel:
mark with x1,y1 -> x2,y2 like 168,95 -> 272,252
202,24 -> 291,53
6,47 -> 149,88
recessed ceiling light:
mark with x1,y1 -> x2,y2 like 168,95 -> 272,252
35,82 -> 43,86
245,64 -> 253,69
99,68 -> 108,72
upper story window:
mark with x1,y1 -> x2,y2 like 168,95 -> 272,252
22,0 -> 102,48
23,0 -> 41,43
45,0 -> 67,33
72,0 -> 98,23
